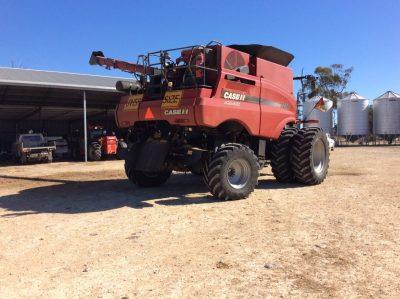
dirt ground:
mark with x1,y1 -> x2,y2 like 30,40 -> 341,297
0,147 -> 399,298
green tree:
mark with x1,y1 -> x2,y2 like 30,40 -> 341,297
304,64 -> 353,107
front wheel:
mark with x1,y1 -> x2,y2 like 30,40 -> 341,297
291,128 -> 330,185
203,143 -> 259,200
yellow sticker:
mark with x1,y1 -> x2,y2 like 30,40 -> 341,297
161,90 -> 183,109
123,94 -> 143,111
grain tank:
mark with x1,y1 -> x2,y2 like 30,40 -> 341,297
373,91 -> 400,136
337,92 -> 369,136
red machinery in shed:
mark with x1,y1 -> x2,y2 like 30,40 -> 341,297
70,125 -> 119,161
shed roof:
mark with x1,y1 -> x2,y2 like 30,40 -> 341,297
0,67 -> 134,122
0,67 -> 132,92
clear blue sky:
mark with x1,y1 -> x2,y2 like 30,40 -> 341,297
1,0 -> 399,100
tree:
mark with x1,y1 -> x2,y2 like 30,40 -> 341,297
303,64 -> 353,107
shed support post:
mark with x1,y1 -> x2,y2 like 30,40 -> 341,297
83,90 -> 88,162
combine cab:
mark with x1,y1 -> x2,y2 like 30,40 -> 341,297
90,41 -> 330,200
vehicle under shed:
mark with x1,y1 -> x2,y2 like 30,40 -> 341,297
0,67 -> 133,162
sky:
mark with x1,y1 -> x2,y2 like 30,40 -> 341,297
1,0 -> 399,100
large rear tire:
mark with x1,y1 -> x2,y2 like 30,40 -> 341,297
270,127 -> 298,182
88,143 -> 102,161
291,128 -> 330,185
203,143 -> 259,200
124,157 -> 172,187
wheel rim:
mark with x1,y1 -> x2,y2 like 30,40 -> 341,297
227,158 -> 251,189
312,138 -> 327,174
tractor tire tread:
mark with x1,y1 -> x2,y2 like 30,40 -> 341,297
270,127 -> 298,182
291,127 -> 330,185
203,143 -> 259,200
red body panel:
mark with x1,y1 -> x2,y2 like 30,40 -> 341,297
102,136 -> 118,155
115,45 -> 297,140
116,89 -> 211,127
257,58 -> 296,137
194,97 -> 260,135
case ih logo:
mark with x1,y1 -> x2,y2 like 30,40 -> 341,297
222,90 -> 246,101
164,108 -> 188,116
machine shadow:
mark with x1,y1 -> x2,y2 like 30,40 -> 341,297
0,173 -> 215,217
258,177 -> 305,189
0,172 -> 304,217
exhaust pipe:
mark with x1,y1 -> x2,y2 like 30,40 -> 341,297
116,80 -> 142,93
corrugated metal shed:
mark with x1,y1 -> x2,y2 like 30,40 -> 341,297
0,67 -> 132,92
0,67 -> 134,159
0,67 -> 135,121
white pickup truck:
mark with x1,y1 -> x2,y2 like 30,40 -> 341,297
13,133 -> 56,164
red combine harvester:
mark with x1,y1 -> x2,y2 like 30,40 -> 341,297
90,41 -> 330,200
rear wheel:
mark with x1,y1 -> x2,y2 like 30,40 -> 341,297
270,127 -> 298,182
124,154 -> 172,187
291,128 -> 330,185
203,143 -> 259,200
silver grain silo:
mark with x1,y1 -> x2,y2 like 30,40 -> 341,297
337,92 -> 369,136
373,91 -> 400,136
303,96 -> 333,134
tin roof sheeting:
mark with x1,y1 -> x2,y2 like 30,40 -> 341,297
0,67 -> 133,92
